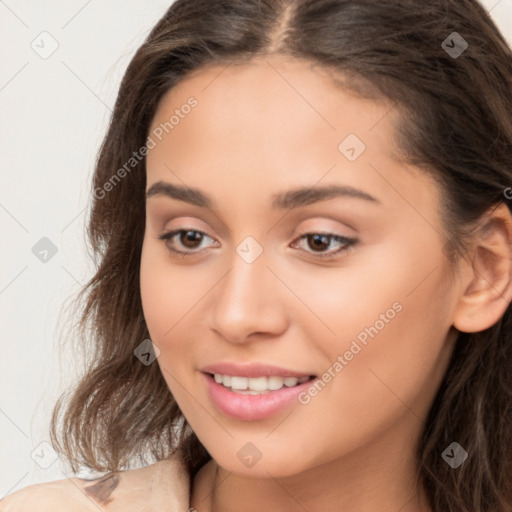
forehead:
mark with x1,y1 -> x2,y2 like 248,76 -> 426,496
147,55 -> 399,167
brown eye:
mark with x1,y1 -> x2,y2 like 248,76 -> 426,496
157,229 -> 217,256
180,230 -> 203,248
307,234 -> 331,252
292,233 -> 358,258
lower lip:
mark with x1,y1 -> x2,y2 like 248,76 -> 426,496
202,372 -> 318,421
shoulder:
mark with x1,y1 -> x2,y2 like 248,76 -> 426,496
0,476 -> 98,512
0,452 -> 190,511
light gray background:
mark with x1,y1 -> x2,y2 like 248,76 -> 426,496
1,0 -> 511,498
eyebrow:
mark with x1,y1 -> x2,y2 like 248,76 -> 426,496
145,181 -> 379,209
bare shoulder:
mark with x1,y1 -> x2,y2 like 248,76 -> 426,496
0,476 -> 100,511
0,454 -> 190,511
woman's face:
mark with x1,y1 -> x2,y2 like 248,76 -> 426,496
140,55 -> 461,477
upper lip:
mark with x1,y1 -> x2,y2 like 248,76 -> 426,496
201,362 -> 315,379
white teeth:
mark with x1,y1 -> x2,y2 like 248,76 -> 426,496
212,373 -> 312,392
230,376 -> 248,390
267,376 -> 286,390
247,376 -> 268,391
283,377 -> 299,387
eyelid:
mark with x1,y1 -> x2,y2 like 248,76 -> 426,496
294,216 -> 358,237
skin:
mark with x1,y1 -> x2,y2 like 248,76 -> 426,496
139,54 -> 512,512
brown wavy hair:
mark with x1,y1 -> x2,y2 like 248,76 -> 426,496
50,1 -> 512,510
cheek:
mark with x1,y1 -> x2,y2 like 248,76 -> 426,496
317,259 -> 454,423
139,238 -> 221,383
139,244 -> 196,400
140,243 -> 173,338
289,240 -> 455,423
277,237 -> 442,347
140,239 -> 206,340
265,270 -> 455,472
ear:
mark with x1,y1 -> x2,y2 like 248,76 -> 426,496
453,203 -> 512,333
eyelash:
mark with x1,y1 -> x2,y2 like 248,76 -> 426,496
157,229 -> 358,259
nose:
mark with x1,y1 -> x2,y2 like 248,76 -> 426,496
208,247 -> 289,344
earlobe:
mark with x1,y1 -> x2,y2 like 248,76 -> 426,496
452,203 -> 512,333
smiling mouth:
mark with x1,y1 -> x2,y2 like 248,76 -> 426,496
205,372 -> 317,395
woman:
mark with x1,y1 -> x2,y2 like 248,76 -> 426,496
2,0 -> 512,511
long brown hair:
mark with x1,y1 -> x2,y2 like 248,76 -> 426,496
50,1 -> 512,510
